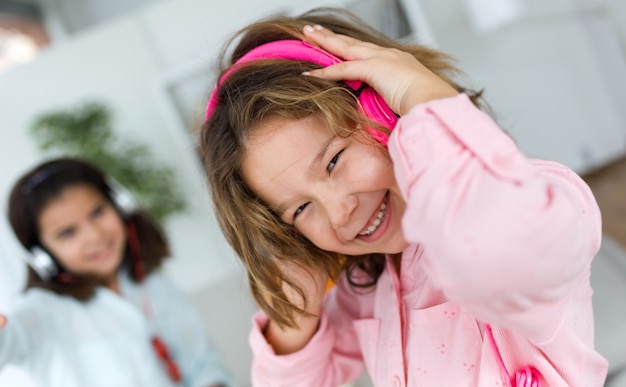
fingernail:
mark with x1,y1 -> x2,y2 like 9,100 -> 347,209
314,24 -> 323,30
302,71 -> 311,76
304,25 -> 314,33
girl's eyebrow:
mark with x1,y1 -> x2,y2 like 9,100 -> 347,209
274,202 -> 287,219
91,200 -> 107,211
312,136 -> 337,172
274,192 -> 297,220
52,225 -> 74,239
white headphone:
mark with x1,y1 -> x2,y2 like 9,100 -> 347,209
26,246 -> 60,281
24,177 -> 137,282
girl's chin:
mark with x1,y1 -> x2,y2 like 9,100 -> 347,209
72,265 -> 120,284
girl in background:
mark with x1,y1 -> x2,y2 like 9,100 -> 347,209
0,157 -> 234,387
200,7 -> 608,386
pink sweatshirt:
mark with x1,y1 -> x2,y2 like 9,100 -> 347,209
249,94 -> 609,386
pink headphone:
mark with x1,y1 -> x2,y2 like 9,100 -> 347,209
205,39 -> 398,145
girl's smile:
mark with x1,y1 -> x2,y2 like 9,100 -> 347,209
241,115 -> 409,256
356,192 -> 390,241
89,243 -> 115,261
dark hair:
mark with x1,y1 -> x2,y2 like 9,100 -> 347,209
201,7 -> 484,328
7,157 -> 170,301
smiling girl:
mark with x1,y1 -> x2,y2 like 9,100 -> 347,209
200,7 -> 608,387
0,157 -> 233,387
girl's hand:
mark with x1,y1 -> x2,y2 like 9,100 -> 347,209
302,25 -> 458,116
280,261 -> 329,317
265,261 -> 329,355
0,314 -> 6,329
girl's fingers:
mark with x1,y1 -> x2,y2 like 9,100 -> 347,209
302,25 -> 378,83
278,260 -> 328,313
303,24 -> 414,113
0,314 -> 6,328
302,24 -> 458,115
303,24 -> 379,61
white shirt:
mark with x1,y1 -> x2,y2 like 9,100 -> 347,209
0,270 -> 234,387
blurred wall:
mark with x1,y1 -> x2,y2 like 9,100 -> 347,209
420,0 -> 626,172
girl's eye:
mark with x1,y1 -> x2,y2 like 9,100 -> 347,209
327,149 -> 344,173
91,204 -> 106,218
293,202 -> 310,221
57,228 -> 75,240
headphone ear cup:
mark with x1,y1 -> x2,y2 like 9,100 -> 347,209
358,87 -> 399,145
106,178 -> 137,218
26,246 -> 59,281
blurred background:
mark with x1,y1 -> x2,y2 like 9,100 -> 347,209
0,0 -> 625,386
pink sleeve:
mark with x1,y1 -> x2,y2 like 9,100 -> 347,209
388,93 -> 601,343
248,278 -> 369,386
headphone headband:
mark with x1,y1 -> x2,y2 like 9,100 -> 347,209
206,40 -> 363,120
205,39 -> 398,144
21,165 -> 64,195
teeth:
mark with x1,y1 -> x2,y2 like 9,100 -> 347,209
359,198 -> 387,236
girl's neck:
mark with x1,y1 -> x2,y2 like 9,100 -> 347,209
105,275 -> 121,294
390,253 -> 402,276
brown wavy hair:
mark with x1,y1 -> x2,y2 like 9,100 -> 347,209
200,7 -> 483,328
7,157 -> 170,301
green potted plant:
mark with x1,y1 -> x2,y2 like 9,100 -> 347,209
29,101 -> 187,222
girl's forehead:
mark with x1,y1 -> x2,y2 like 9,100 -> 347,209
246,115 -> 334,155
38,183 -> 101,208
38,185 -> 106,225
250,114 -> 327,138
250,114 -> 357,151
242,115 -> 334,190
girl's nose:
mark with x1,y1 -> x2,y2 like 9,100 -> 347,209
83,221 -> 104,241
327,194 -> 358,229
